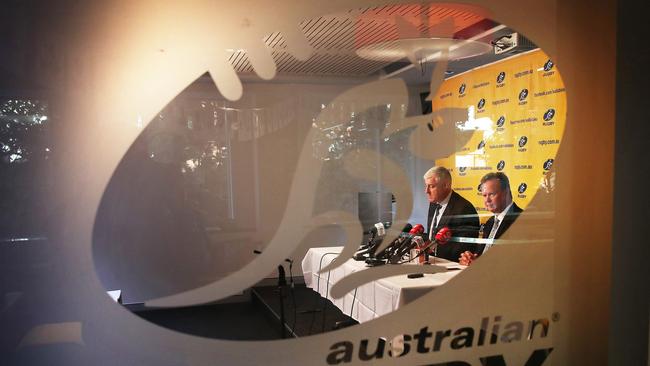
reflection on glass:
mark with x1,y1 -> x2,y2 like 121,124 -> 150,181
0,98 -> 51,241
0,99 -> 49,164
91,3 -> 563,343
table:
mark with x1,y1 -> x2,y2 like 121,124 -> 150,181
301,246 -> 464,323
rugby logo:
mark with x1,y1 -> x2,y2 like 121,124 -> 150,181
477,98 -> 486,110
459,83 -> 466,95
518,182 -> 528,194
518,88 -> 528,101
543,59 -> 554,72
458,166 -> 467,173
477,140 -> 485,150
518,136 -> 528,148
543,108 -> 555,121
496,116 -> 506,127
543,158 -> 554,171
496,160 -> 505,171
496,71 -> 506,84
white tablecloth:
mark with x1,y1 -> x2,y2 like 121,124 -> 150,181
301,246 -> 464,323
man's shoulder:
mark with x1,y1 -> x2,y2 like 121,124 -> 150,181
502,202 -> 523,223
510,202 -> 524,214
450,190 -> 478,211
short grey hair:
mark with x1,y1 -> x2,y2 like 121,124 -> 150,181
480,172 -> 511,192
423,166 -> 451,183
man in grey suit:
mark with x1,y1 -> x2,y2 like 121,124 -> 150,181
459,172 -> 522,265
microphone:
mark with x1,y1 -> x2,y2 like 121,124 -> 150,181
432,227 -> 452,260
376,223 -> 414,258
406,227 -> 452,264
277,264 -> 287,286
366,223 -> 412,266
354,223 -> 387,260
362,222 -> 387,236
358,222 -> 386,250
410,235 -> 426,264
388,224 -> 425,264
434,227 -> 452,244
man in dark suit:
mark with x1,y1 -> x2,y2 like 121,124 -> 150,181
459,172 -> 523,265
424,166 -> 480,262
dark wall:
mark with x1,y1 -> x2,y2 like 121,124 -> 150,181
610,1 -> 650,364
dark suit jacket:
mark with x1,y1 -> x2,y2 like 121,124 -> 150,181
427,191 -> 480,262
477,202 -> 523,255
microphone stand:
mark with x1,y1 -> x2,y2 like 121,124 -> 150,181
365,243 -> 387,266
353,230 -> 376,261
365,234 -> 388,266
277,264 -> 287,339
253,249 -> 291,338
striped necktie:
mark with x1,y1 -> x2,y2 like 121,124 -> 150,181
488,217 -> 500,239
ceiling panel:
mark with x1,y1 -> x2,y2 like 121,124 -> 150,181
229,4 -> 489,77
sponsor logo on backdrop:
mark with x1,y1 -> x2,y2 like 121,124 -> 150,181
497,71 -> 506,84
439,91 -> 452,100
477,98 -> 486,111
518,89 -> 529,105
515,164 -> 533,170
492,98 -> 509,106
518,183 -> 528,193
515,69 -> 533,78
511,117 -> 537,125
543,158 -> 554,171
473,81 -> 490,89
455,187 -> 473,191
543,59 -> 555,76
496,160 -> 505,171
325,315 -> 554,364
518,182 -> 528,198
518,136 -> 528,148
458,166 -> 467,176
459,83 -> 466,96
543,108 -> 555,121
534,88 -> 565,97
544,59 -> 554,72
489,143 -> 514,149
543,108 -> 555,125
496,116 -> 506,128
518,136 -> 528,152
477,140 -> 485,150
538,139 -> 560,146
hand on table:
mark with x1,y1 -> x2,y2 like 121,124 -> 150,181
458,251 -> 478,266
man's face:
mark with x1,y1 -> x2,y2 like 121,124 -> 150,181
424,175 -> 450,203
481,179 -> 509,214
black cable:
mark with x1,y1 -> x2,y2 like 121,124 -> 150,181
349,287 -> 358,319
322,266 -> 333,333
288,259 -> 297,336
398,241 -> 437,264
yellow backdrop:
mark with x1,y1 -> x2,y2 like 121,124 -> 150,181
431,49 -> 566,222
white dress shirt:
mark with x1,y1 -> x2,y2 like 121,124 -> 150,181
429,191 -> 452,240
483,201 -> 514,253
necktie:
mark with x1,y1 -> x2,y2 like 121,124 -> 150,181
488,217 -> 500,239
483,217 -> 500,254
429,203 -> 441,241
